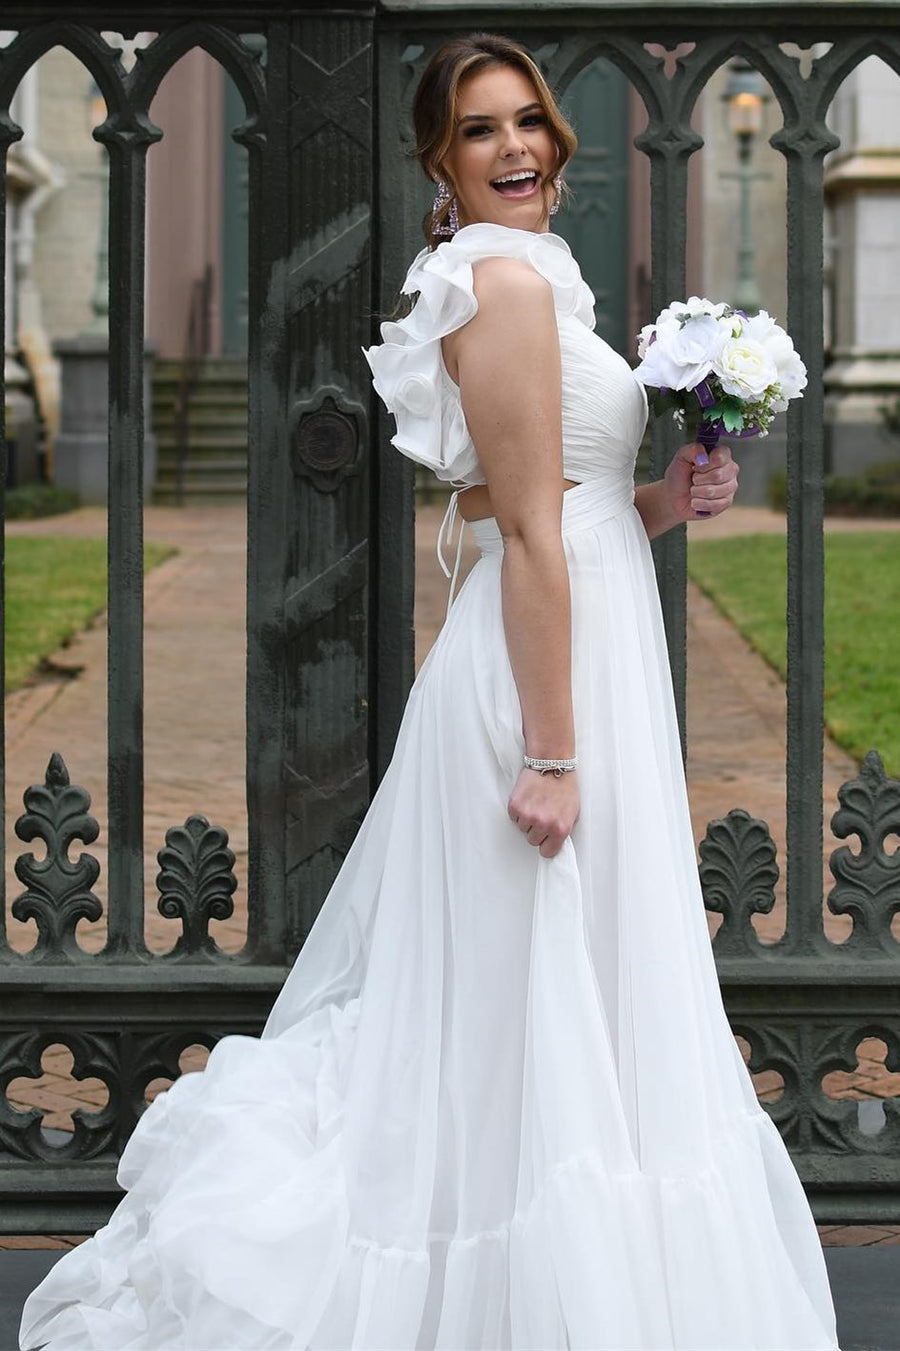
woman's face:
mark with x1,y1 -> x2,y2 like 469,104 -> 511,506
441,64 -> 559,234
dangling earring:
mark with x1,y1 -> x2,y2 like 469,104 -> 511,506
549,173 -> 562,217
432,177 -> 459,237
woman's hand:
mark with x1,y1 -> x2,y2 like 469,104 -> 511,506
664,442 -> 740,523
508,767 -> 580,859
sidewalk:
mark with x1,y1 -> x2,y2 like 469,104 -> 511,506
3,499 -> 899,1252
4,504 -> 249,957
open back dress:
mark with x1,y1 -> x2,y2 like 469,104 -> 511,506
19,222 -> 840,1351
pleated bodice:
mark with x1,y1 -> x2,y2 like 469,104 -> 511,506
362,222 -> 649,493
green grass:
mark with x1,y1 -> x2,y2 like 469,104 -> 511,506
688,533 -> 900,778
5,538 -> 175,692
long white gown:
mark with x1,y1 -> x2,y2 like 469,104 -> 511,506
19,223 -> 840,1350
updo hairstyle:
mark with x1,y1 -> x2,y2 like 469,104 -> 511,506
412,32 -> 578,248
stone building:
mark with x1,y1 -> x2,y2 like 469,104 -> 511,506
824,55 -> 900,476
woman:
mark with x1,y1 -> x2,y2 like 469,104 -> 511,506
20,31 -> 840,1351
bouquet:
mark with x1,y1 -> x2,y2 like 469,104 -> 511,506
633,297 -> 807,453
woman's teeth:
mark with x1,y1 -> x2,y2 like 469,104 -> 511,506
490,171 -> 539,197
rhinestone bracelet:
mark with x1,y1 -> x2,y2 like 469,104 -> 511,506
523,754 -> 578,778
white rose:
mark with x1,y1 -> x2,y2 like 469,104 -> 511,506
636,324 -> 656,360
742,313 -> 808,399
684,295 -> 730,319
656,297 -> 729,329
743,309 -> 778,343
394,373 -> 437,418
718,313 -> 744,339
635,313 -> 726,391
713,337 -> 779,399
764,334 -> 808,401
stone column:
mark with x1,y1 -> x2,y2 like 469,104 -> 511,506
824,56 -> 900,474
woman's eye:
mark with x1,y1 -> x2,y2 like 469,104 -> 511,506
461,114 -> 544,139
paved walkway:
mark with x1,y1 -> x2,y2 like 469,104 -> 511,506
3,500 -> 899,1249
4,505 -> 249,957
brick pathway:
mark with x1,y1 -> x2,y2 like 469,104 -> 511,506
3,500 -> 898,1248
4,505 -> 249,958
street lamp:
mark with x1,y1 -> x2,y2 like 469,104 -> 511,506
720,61 -> 771,315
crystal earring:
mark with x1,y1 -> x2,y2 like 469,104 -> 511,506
432,177 -> 459,237
549,173 -> 562,217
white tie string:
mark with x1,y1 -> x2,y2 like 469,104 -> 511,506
436,488 -> 468,622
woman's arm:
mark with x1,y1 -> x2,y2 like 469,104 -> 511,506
635,443 -> 740,540
444,255 -> 578,860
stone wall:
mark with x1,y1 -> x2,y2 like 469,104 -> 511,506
30,46 -> 104,341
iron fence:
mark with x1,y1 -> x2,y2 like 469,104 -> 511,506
0,1 -> 898,1231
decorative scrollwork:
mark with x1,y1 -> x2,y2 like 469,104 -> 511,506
0,1032 -> 118,1162
700,809 -> 779,953
156,816 -> 238,958
828,751 -> 900,954
737,1020 -> 900,1156
12,754 -> 102,961
125,1030 -> 217,1125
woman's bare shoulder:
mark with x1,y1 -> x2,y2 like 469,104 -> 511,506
471,252 -> 552,298
442,254 -> 554,380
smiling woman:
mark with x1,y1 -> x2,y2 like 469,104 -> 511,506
413,33 -> 577,243
17,29 -> 836,1351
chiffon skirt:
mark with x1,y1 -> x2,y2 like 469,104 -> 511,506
19,478 -> 840,1350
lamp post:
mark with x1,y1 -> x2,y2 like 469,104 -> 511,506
720,61 -> 771,316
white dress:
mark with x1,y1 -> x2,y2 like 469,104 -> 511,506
19,223 -> 840,1351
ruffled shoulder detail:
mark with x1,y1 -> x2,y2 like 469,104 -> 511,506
361,223 -> 596,484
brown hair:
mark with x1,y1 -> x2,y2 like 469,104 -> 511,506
412,33 -> 578,248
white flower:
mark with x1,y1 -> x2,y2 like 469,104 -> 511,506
636,324 -> 655,360
718,313 -> 744,339
394,373 -> 437,418
766,335 -> 807,400
741,310 -> 808,407
657,296 -> 728,327
713,336 -> 779,399
634,313 -> 727,391
743,309 -> 778,343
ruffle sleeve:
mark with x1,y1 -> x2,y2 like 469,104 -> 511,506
361,223 -> 596,485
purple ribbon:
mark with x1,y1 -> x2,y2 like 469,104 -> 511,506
693,379 -> 717,410
697,417 -> 761,451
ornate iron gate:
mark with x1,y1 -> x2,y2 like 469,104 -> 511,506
1,1 -> 899,1235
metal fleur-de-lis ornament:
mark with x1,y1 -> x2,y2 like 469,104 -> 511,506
156,815 -> 238,958
12,753 -> 102,961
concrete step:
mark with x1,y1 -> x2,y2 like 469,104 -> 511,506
151,359 -> 249,501
155,432 -> 248,455
2,1246 -> 899,1349
152,387 -> 249,410
153,358 -> 247,382
152,409 -> 249,433
155,462 -> 247,486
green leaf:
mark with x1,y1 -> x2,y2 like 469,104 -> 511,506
722,404 -> 744,432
